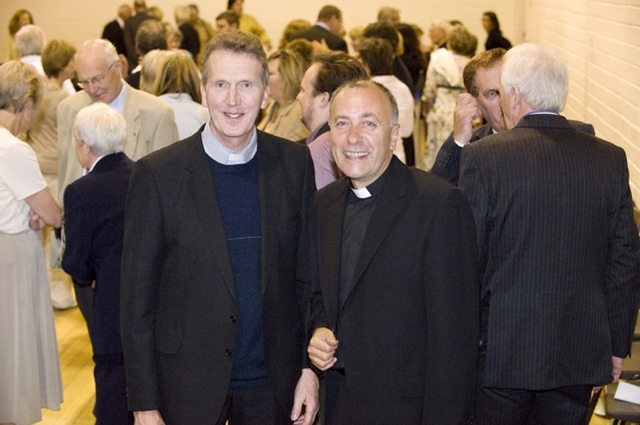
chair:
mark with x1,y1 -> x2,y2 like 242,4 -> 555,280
587,339 -> 640,425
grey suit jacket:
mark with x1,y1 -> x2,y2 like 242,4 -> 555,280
120,130 -> 316,423
459,113 -> 640,390
310,157 -> 479,424
56,83 -> 179,202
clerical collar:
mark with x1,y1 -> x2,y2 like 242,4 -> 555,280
348,163 -> 390,199
351,186 -> 371,199
201,120 -> 258,165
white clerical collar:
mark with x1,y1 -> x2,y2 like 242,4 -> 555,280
350,186 -> 372,199
201,120 -> 257,165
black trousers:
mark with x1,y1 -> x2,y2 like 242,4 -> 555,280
215,385 -> 289,425
93,353 -> 133,425
476,383 -> 592,425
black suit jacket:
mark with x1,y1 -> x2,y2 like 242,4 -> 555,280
120,130 -> 316,423
123,13 -> 152,68
102,19 -> 127,56
309,157 -> 479,424
62,152 -> 134,355
432,120 -> 595,185
459,114 -> 640,390
393,56 -> 415,95
290,24 -> 348,53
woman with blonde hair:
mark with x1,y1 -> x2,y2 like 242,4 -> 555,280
148,51 -> 209,139
0,60 -> 63,425
258,49 -> 309,141
139,49 -> 174,94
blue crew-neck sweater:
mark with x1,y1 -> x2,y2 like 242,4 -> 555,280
208,155 -> 269,389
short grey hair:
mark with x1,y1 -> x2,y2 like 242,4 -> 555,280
15,24 -> 46,57
330,79 -> 399,127
201,31 -> 268,87
73,103 -> 127,156
501,43 -> 568,112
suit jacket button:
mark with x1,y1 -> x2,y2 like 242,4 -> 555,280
225,349 -> 232,357
230,316 -> 237,324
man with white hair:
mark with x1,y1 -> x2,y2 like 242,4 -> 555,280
57,38 -> 178,325
14,24 -> 46,75
459,43 -> 640,424
62,102 -> 134,425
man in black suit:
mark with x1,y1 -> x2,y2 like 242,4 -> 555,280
123,0 -> 153,70
101,4 -> 132,56
459,43 -> 640,424
307,80 -> 479,424
290,5 -> 348,53
431,48 -> 506,183
124,19 -> 167,89
120,32 -> 319,425
432,47 -> 594,185
62,103 -> 134,425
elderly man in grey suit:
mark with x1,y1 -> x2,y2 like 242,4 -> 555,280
459,43 -> 640,424
57,38 -> 178,325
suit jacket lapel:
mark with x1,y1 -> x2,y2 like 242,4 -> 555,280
184,135 -> 236,300
257,134 -> 280,296
317,181 -> 349,327
121,85 -> 142,159
342,158 -> 407,307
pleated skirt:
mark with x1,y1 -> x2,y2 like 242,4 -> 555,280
0,230 -> 62,425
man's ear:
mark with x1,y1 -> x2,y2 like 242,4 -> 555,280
389,124 -> 400,151
511,86 -> 522,110
318,91 -> 331,108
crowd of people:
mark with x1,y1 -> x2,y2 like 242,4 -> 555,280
1,3 -> 638,425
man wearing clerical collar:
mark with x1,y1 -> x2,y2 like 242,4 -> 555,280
307,80 -> 479,424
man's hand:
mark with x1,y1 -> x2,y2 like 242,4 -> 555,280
134,410 -> 166,425
291,368 -> 320,425
452,94 -> 481,146
593,355 -> 626,392
308,327 -> 338,371
612,355 -> 624,383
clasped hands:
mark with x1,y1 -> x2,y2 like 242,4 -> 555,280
308,327 -> 339,371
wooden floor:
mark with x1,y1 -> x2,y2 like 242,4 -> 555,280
38,306 -> 95,425
34,302 -> 618,425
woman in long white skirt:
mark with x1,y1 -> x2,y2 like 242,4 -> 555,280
0,60 -> 63,425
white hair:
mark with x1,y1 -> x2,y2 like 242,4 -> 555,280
500,43 -> 568,112
15,25 -> 46,56
73,103 -> 126,156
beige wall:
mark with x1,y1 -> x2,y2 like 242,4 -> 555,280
524,0 -> 640,199
0,1 -> 523,56
1,0 -> 639,198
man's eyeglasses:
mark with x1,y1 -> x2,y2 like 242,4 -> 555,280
77,62 -> 115,89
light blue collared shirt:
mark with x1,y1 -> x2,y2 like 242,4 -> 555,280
108,81 -> 127,114
201,121 -> 258,165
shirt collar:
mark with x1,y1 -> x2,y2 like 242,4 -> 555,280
315,22 -> 331,31
108,81 -> 127,114
201,120 -> 258,165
